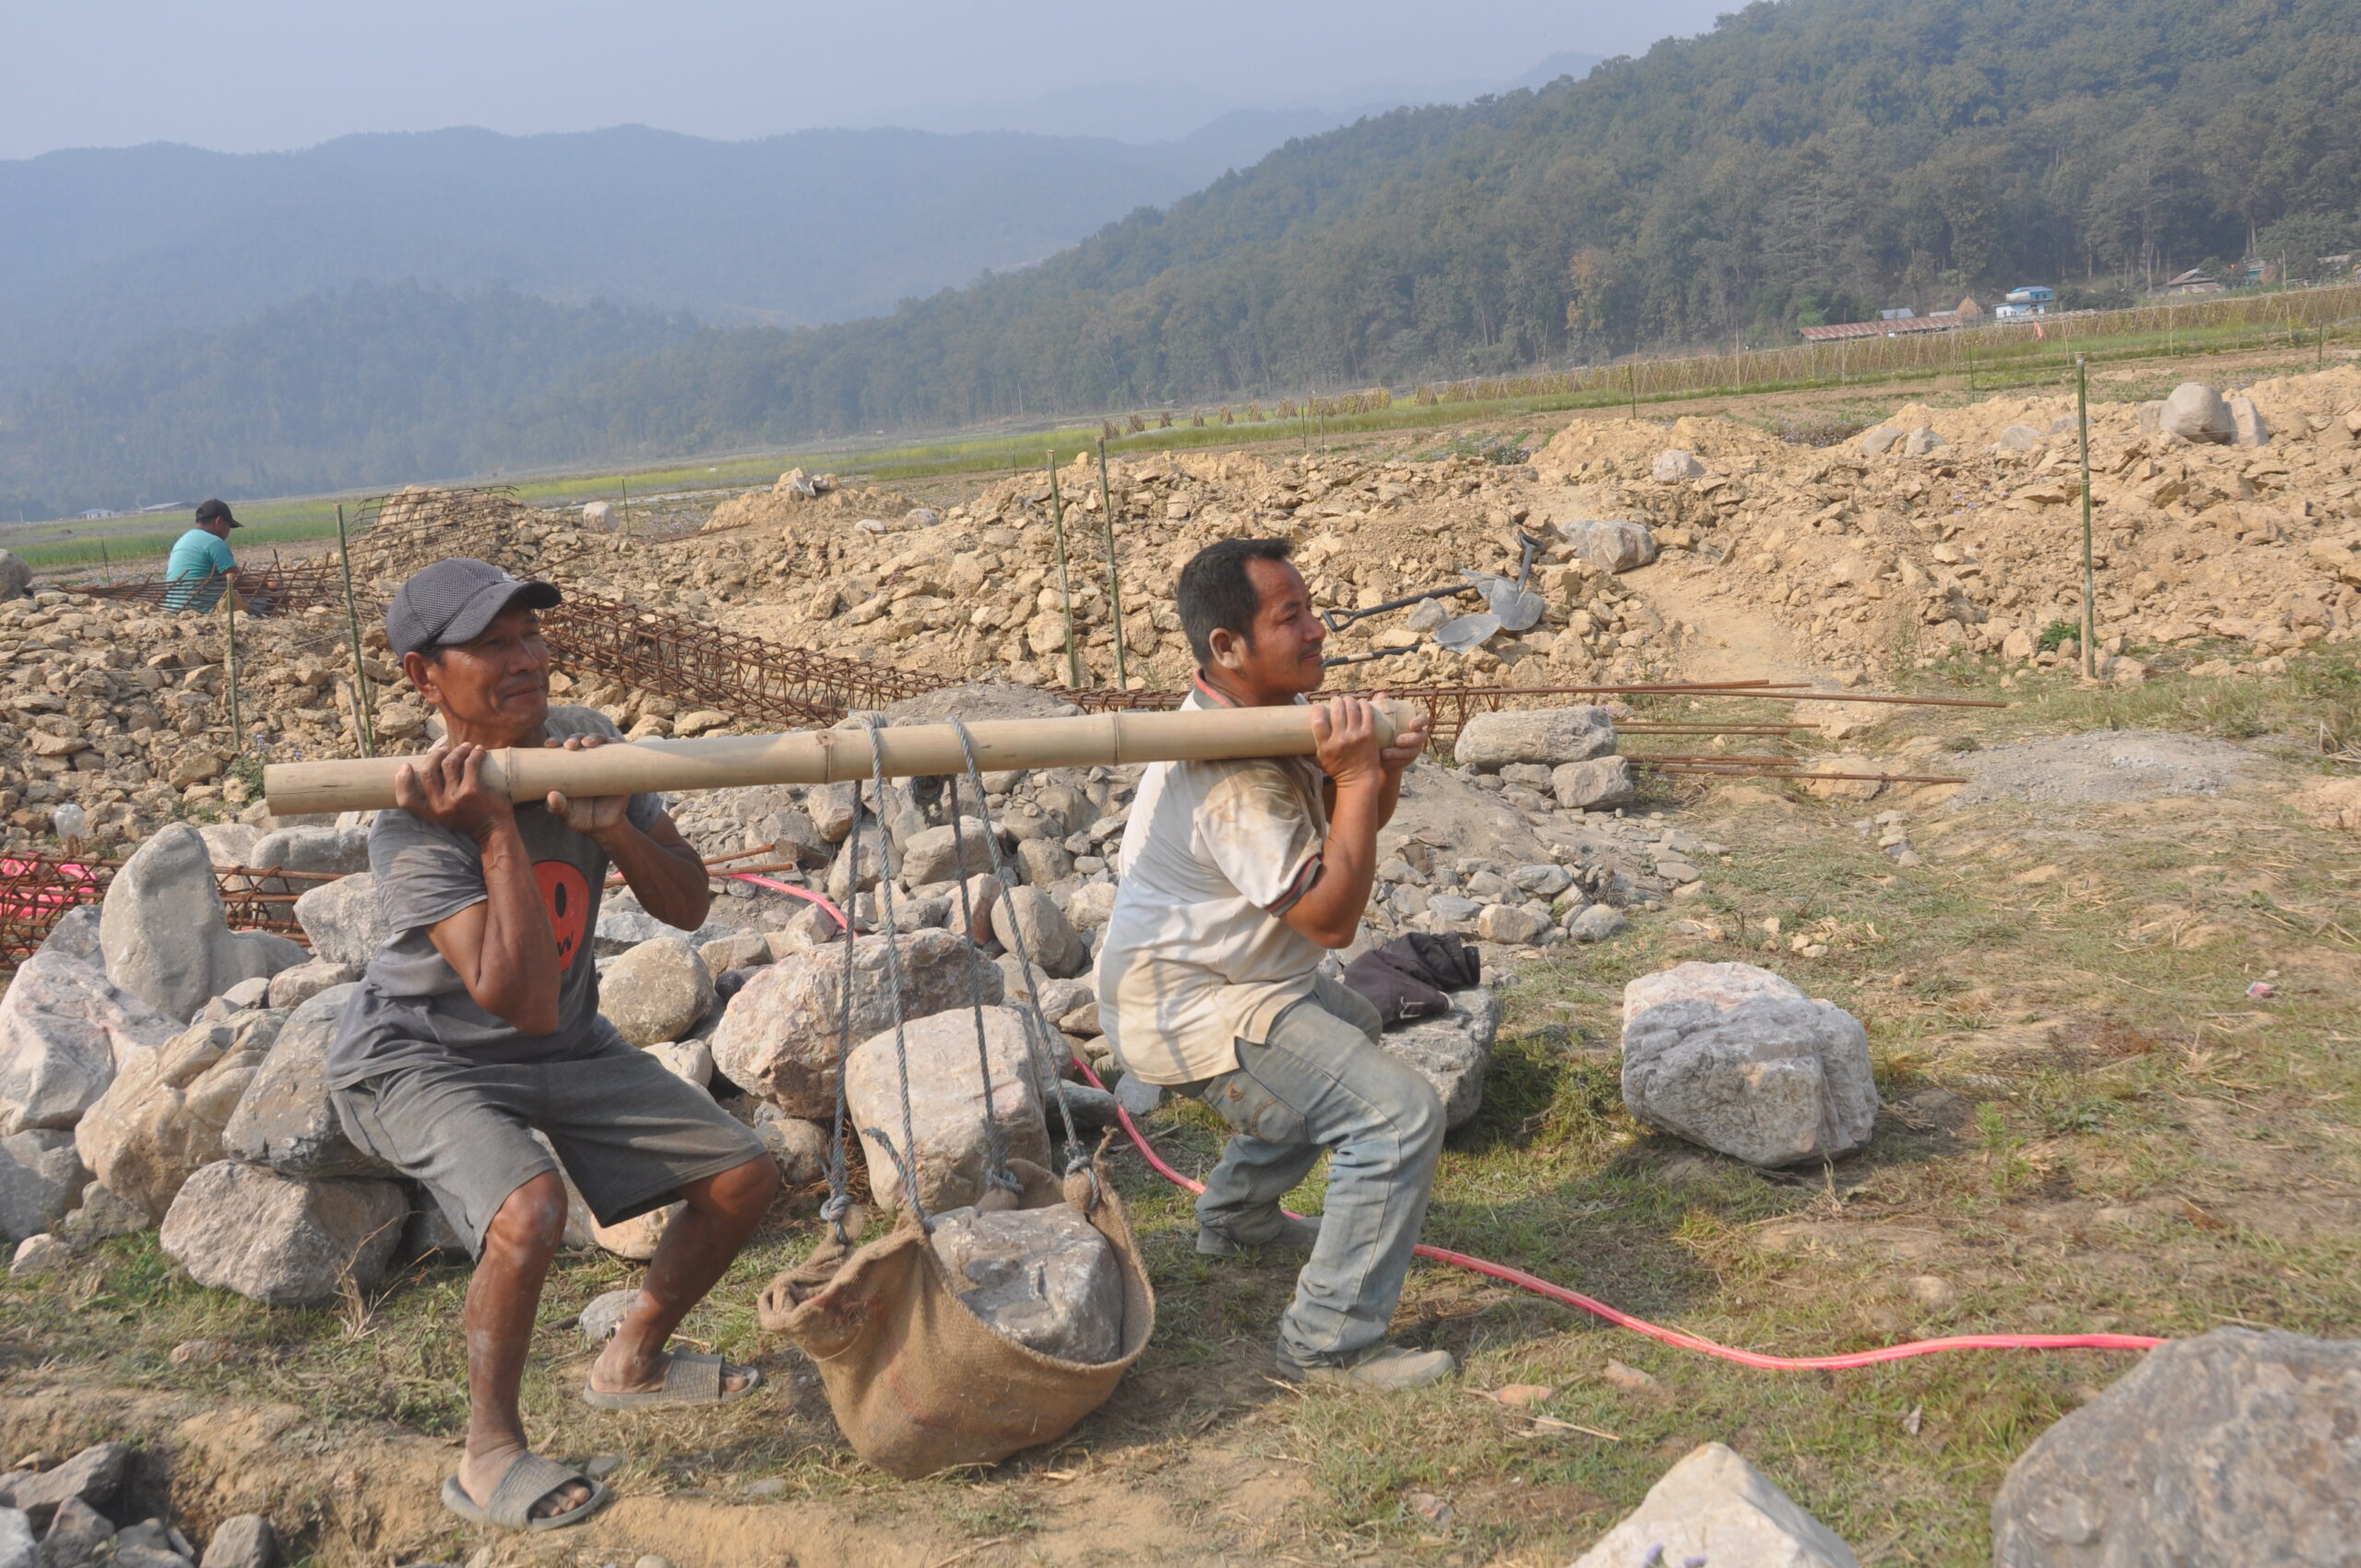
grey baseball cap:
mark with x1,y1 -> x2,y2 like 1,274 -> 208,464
386,558 -> 562,658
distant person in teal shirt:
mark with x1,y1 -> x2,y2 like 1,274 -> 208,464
164,498 -> 245,612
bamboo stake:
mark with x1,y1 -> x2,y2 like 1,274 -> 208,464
1096,436 -> 1129,691
2077,354 -> 2097,679
334,503 -> 377,758
222,570 -> 242,753
263,700 -> 1418,817
1044,452 -> 1083,688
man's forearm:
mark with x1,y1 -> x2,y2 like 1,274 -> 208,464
599,822 -> 711,931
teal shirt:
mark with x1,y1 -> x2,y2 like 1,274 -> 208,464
163,528 -> 237,612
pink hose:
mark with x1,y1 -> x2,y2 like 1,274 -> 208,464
1069,1057 -> 2165,1369
726,863 -> 2158,1367
724,872 -> 849,931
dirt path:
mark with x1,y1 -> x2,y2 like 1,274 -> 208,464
0,1384 -> 1318,1568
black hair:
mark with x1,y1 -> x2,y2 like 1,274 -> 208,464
1177,538 -> 1296,665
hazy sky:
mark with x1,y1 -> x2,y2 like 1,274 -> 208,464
5,0 -> 1730,159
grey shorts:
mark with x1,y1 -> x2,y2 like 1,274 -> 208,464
332,1037 -> 767,1256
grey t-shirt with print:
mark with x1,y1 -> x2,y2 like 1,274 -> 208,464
326,707 -> 668,1089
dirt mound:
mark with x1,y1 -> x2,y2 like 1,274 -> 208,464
1533,414 -> 1791,482
1947,731 -> 2259,807
1594,364 -> 2361,680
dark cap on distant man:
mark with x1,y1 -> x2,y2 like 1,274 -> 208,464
194,498 -> 242,529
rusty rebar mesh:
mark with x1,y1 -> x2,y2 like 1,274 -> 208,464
0,854 -> 309,969
77,555 -> 348,612
0,853 -> 109,966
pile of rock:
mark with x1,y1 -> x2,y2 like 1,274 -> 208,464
1571,367 -> 2361,680
631,445 -> 1683,697
0,588 -> 403,854
0,1441 -> 279,1568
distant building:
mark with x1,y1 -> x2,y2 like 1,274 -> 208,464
2164,268 -> 2224,295
76,508 -> 120,520
1995,285 -> 2056,318
1799,295 -> 1984,342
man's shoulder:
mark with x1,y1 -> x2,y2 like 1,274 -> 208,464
541,705 -> 624,741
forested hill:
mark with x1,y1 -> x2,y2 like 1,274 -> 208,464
7,0 -> 2358,513
549,0 -> 2358,442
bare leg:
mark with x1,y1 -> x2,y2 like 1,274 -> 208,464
592,1155 -> 780,1395
454,1174 -> 592,1517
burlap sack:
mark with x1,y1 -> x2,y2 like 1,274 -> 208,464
756,1155 -> 1156,1478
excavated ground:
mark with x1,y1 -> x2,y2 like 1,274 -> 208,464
4,350 -> 2358,1566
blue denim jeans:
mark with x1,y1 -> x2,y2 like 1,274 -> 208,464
1187,974 -> 1445,1367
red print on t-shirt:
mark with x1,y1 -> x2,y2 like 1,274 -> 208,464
536,861 -> 592,971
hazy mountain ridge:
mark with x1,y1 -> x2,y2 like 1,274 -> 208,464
11,0 -> 2357,511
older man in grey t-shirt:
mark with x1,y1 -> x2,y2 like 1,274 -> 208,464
326,559 -> 777,1534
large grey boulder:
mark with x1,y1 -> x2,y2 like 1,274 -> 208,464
1380,988 -> 1501,1129
845,1005 -> 1050,1213
246,826 -> 371,876
2158,381 -> 2235,443
930,1202 -> 1123,1365
220,984 -> 386,1178
1570,1442 -> 1857,1568
599,936 -> 715,1048
158,1160 -> 406,1306
101,826 -> 299,1023
998,885 -> 1088,978
0,1130 -> 89,1242
1454,706 -> 1617,770
1552,755 -> 1639,811
0,549 -> 30,600
1556,519 -> 1657,574
1620,962 -> 1876,1167
1859,425 -> 1904,457
0,950 -> 180,1134
897,818 -> 997,887
1990,1327 -> 2361,1565
293,873 -> 386,970
711,929 -> 1003,1118
76,1009 -> 282,1220
1903,425 -> 1947,457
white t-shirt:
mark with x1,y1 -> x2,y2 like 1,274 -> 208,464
1095,680 -> 1329,1085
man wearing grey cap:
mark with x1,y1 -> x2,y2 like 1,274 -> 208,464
327,559 -> 778,1533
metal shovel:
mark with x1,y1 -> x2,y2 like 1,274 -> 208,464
1433,611 -> 1503,652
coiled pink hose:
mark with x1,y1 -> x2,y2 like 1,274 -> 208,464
727,870 -> 2159,1367
1070,1058 -> 2164,1369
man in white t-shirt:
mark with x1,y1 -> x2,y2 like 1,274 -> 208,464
1096,537 -> 1451,1391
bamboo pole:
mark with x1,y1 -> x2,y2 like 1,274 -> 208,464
1096,436 -> 1129,690
2077,354 -> 2097,679
334,503 -> 377,758
1044,452 -> 1083,687
263,700 -> 1418,817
